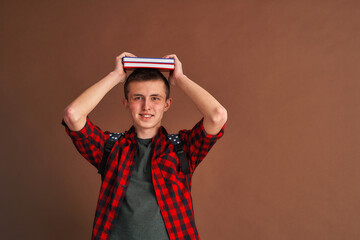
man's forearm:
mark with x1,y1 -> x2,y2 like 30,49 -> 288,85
63,71 -> 123,131
63,52 -> 136,131
176,75 -> 227,134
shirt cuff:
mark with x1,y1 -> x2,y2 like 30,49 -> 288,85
198,118 -> 225,141
61,116 -> 92,141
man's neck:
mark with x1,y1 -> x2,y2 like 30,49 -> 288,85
135,126 -> 161,139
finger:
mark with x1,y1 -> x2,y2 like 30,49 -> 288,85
163,54 -> 176,59
168,55 -> 181,65
117,52 -> 137,58
171,55 -> 180,63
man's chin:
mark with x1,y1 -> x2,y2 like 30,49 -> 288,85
134,121 -> 160,130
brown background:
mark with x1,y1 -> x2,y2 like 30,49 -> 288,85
1,0 -> 359,239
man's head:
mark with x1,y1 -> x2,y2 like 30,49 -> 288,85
124,68 -> 170,100
122,68 -> 172,138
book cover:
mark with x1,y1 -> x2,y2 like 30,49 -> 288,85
122,57 -> 175,71
123,57 -> 175,64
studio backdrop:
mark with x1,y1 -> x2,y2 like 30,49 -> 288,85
1,0 -> 359,239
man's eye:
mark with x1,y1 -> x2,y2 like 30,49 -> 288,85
152,97 -> 160,101
134,97 -> 142,100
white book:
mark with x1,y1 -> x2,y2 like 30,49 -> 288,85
123,62 -> 175,70
122,57 -> 175,64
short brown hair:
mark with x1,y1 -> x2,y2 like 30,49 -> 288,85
124,68 -> 170,100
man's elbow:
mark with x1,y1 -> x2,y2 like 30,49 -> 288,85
64,107 -> 78,122
63,107 -> 86,131
211,106 -> 228,126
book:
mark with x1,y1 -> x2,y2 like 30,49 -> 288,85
123,57 -> 175,64
122,57 -> 175,71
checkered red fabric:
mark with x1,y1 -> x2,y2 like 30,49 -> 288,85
62,116 -> 224,240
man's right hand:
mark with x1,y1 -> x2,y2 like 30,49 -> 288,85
113,52 -> 137,84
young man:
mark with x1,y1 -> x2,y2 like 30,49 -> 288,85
62,52 -> 227,240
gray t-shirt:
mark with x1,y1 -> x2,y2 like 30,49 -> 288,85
109,137 -> 170,240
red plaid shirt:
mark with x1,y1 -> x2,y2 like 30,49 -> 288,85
62,116 -> 225,240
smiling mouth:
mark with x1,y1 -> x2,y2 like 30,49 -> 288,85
139,114 -> 154,119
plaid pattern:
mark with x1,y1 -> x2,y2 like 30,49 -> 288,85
62,116 -> 224,240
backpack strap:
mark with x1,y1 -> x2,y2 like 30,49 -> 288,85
167,134 -> 190,175
168,134 -> 191,190
98,133 -> 124,181
98,133 -> 190,184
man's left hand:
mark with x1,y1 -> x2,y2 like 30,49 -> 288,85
163,54 -> 185,86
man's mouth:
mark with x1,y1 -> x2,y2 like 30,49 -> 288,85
139,114 -> 154,119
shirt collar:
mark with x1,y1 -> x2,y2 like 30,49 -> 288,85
124,125 -> 169,145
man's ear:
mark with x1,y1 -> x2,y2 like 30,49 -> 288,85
164,97 -> 172,112
122,98 -> 129,109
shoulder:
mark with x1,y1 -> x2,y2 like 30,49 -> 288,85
108,132 -> 125,141
167,133 -> 181,145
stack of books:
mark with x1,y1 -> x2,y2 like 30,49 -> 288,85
122,57 -> 175,71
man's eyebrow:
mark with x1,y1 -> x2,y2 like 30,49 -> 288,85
132,93 -> 163,97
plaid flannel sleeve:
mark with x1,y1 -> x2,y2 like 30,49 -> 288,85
61,116 -> 110,171
179,118 -> 225,173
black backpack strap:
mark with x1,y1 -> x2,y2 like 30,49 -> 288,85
168,134 -> 191,190
168,134 -> 190,175
99,132 -> 190,185
98,133 -> 124,181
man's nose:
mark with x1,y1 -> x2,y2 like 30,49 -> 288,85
142,98 -> 151,110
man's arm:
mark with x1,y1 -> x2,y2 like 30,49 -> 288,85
63,52 -> 136,131
164,54 -> 228,135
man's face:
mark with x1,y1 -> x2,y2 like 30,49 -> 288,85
123,79 -> 172,136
